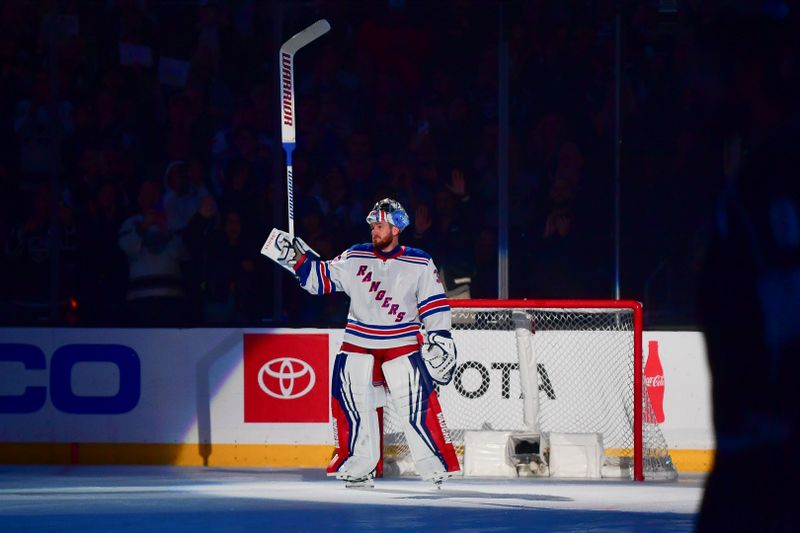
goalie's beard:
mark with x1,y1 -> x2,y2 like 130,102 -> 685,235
372,232 -> 394,250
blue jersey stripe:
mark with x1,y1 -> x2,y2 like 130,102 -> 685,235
396,257 -> 428,266
419,306 -> 450,320
315,262 -> 324,295
418,293 -> 447,307
345,329 -> 420,340
347,320 -> 419,330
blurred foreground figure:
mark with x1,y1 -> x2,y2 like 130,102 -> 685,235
696,8 -> 800,531
697,128 -> 800,531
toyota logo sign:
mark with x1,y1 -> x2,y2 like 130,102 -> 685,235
244,333 -> 329,423
258,357 -> 316,399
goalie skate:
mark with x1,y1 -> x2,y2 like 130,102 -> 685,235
342,472 -> 375,489
429,470 -> 456,489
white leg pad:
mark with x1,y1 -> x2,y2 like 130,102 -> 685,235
330,352 -> 380,480
383,354 -> 460,481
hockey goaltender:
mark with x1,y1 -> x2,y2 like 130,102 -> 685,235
262,198 -> 461,488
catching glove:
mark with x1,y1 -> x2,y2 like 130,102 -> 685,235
422,330 -> 457,385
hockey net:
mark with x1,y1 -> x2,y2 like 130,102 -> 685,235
382,299 -> 677,481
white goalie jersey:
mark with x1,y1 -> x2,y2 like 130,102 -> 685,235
293,243 -> 452,349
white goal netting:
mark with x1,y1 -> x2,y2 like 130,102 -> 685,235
382,301 -> 677,480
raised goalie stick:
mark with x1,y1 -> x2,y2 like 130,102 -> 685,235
278,18 -> 330,239
261,19 -> 330,270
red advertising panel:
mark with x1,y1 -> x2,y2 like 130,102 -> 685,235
244,333 -> 329,423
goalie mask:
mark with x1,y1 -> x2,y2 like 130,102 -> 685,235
366,198 -> 410,232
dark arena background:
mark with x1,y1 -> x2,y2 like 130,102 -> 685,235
1,1 -> 798,532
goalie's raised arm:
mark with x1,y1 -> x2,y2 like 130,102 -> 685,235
261,227 -> 348,296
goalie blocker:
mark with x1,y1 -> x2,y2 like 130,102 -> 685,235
261,228 -> 317,272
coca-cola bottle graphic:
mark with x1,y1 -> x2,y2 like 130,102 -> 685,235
644,340 -> 666,423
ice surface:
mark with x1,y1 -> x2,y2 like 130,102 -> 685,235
0,466 -> 703,532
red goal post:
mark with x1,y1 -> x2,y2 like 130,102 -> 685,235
382,298 -> 677,481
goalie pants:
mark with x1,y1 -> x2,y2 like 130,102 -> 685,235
327,343 -> 460,480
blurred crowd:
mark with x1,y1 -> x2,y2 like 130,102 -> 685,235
0,0 -> 796,328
